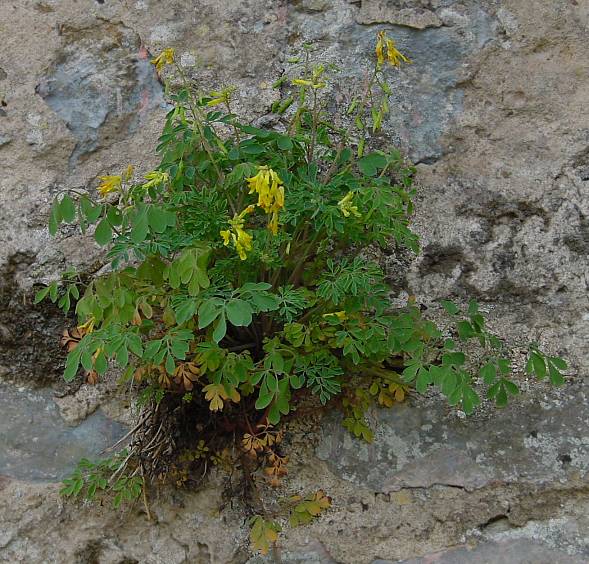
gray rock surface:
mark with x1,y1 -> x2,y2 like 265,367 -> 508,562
0,383 -> 126,481
35,21 -> 163,166
317,380 -> 589,492
395,538 -> 588,564
0,0 -> 588,562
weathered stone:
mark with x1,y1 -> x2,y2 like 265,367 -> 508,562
317,379 -> 589,492
0,0 -> 588,562
0,383 -> 126,481
395,538 -> 589,564
0,477 -> 243,563
357,1 -> 443,29
35,21 -> 163,166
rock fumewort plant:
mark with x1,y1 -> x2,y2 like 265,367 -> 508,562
37,33 -> 567,553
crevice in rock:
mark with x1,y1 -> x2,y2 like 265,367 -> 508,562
0,253 -> 70,388
479,513 -> 511,532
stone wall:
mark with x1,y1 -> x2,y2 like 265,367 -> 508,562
0,1 -> 588,562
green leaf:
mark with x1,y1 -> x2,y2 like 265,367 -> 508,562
255,390 -> 274,410
49,200 -> 61,236
442,352 -> 465,367
127,334 -> 143,357
81,351 -> 93,372
531,352 -> 547,379
94,219 -> 113,246
357,152 -> 387,177
60,195 -> 76,223
480,362 -> 497,385
241,143 -> 265,155
548,363 -> 565,386
443,338 -> 455,350
457,321 -> 475,340
402,362 -> 420,383
143,340 -> 162,360
496,387 -> 508,407
107,207 -> 123,226
497,358 -> 511,374
49,281 -> 58,302
34,286 -> 50,304
64,350 -> 81,382
467,299 -> 479,315
80,196 -> 102,223
48,211 -> 58,236
198,299 -> 222,329
503,379 -> 519,395
549,357 -> 567,370
415,367 -> 432,394
226,299 -> 253,326
170,338 -> 189,359
462,386 -> 480,415
212,314 -> 227,343
441,300 -> 459,315
116,346 -> 129,368
148,206 -> 169,234
165,353 -> 175,375
94,351 -> 108,375
130,210 -> 149,244
68,284 -> 79,300
277,136 -> 293,150
175,299 -> 197,325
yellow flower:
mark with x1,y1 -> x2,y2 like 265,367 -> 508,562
151,48 -> 175,72
376,32 -> 386,65
338,191 -> 361,218
97,175 -> 121,197
234,228 -> 253,260
220,205 -> 255,260
143,170 -> 169,189
375,32 -> 411,68
268,211 -> 279,236
77,316 -> 96,335
323,311 -> 347,322
292,65 -> 327,90
123,164 -> 134,182
220,230 -> 231,246
206,87 -> 235,107
246,166 -> 284,234
386,37 -> 411,67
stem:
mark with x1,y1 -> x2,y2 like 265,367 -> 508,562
307,88 -> 319,163
286,227 -> 324,286
225,99 -> 241,146
173,63 -> 226,187
141,464 -> 152,521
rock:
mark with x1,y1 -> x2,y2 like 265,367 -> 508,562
35,21 -> 163,166
317,381 -> 589,492
0,478 -> 243,563
0,383 -> 126,481
0,0 -> 588,561
357,1 -> 443,29
395,538 -> 589,564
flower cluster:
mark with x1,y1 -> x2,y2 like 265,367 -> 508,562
292,64 -> 327,90
207,87 -> 236,107
97,175 -> 121,197
375,32 -> 411,68
143,170 -> 170,189
246,166 -> 285,235
151,48 -> 175,72
220,205 -> 255,260
337,192 -> 361,218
